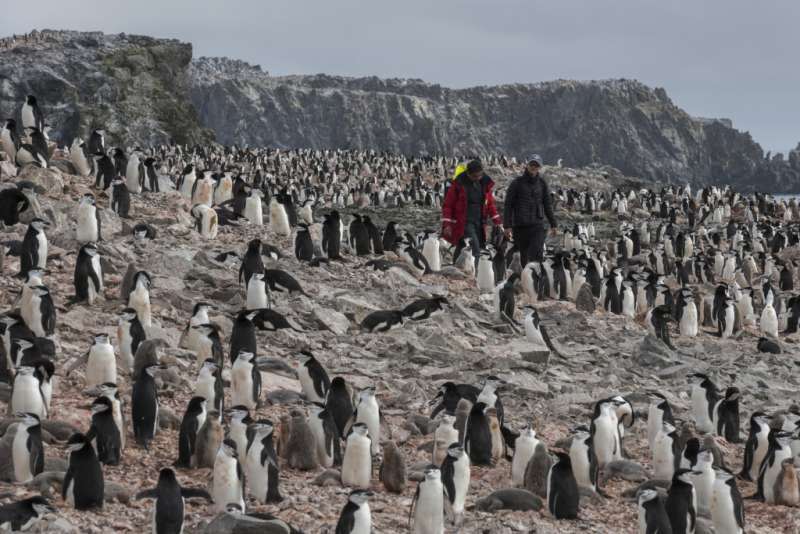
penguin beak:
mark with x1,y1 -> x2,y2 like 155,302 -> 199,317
427,393 -> 442,407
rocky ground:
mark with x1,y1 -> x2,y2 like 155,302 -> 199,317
1,161 -> 800,533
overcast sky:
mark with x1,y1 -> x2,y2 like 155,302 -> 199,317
2,0 -> 797,152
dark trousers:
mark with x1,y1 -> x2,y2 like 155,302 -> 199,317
514,225 -> 546,266
453,221 -> 482,270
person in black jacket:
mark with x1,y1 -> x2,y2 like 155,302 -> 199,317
503,154 -> 557,266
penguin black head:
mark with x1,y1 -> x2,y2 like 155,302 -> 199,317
14,411 -> 41,428
33,359 -> 55,380
351,422 -> 369,436
81,243 -> 99,257
30,218 -> 49,231
99,382 -> 119,395
157,467 -> 178,485
65,432 -> 91,452
446,443 -> 464,458
120,308 -> 138,321
92,333 -> 110,345
80,193 -> 96,205
673,468 -> 700,484
348,489 -> 373,505
723,387 -> 740,401
227,405 -> 250,421
133,271 -> 152,289
423,465 -> 441,480
32,285 -> 50,298
638,488 -> 659,506
220,439 -> 238,458
91,396 -> 113,415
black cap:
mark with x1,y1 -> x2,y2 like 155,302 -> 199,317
466,159 -> 483,174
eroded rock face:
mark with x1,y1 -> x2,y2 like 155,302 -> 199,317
0,30 -> 213,146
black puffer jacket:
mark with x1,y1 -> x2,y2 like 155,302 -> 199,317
503,171 -> 557,228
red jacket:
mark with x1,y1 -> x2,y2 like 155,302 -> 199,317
441,173 -> 502,245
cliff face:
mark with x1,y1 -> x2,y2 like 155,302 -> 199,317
189,58 -> 800,191
0,30 -> 213,147
2,30 -> 798,192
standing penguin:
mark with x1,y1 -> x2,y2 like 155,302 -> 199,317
569,428 -> 598,492
63,433 -> 104,510
73,242 -> 103,305
296,350 -> 330,404
335,489 -> 372,534
19,217 -> 48,276
477,250 -> 496,292
128,271 -> 153,329
295,223 -> 314,262
352,386 -> 381,455
131,364 -> 161,449
665,468 -> 697,534
85,333 -> 116,389
76,194 -> 101,243
637,489 -> 672,534
464,402 -> 493,466
439,443 -> 470,525
243,188 -> 264,226
117,308 -> 146,373
20,285 -> 55,339
741,412 -> 773,481
647,392 -> 675,450
322,210 -> 343,259
229,310 -> 258,364
270,197 -> 292,237
432,415 -> 459,467
713,387 -> 741,443
191,204 -> 218,239
191,324 -> 224,367
590,398 -> 622,468
231,351 -> 260,410
135,467 -> 212,534
194,359 -> 224,418
246,273 -> 269,311
21,96 -> 44,132
175,396 -> 207,469
689,373 -> 718,434
0,496 -> 54,531
410,466 -> 445,534
422,232 -> 441,272
98,382 -> 125,451
547,451 -> 580,519
10,412 -> 44,483
309,403 -> 341,468
326,377 -> 355,438
711,469 -> 745,534
212,439 -> 245,513
111,178 -> 130,218
227,406 -> 252,462
86,396 -> 121,466
652,422 -> 681,481
758,430 -> 793,504
341,423 -> 372,489
239,239 -> 264,288
244,420 -> 282,504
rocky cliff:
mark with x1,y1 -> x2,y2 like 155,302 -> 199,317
0,30 -> 213,147
2,30 -> 799,191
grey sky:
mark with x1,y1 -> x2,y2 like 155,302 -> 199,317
2,0 -> 797,152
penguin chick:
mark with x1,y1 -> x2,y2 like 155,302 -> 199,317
379,441 -> 407,494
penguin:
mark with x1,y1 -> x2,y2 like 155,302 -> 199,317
410,465 -> 445,534
194,358 -> 223,418
691,449 -> 715,515
569,428 -> 598,492
464,402 -> 493,466
0,119 -> 20,162
309,403 -> 341,468
653,422 -> 680,481
180,302 -> 212,353
131,363 -> 161,449
510,424 -> 539,487
399,243 -> 432,277
665,468 -> 697,534
296,350 -> 330,404
124,151 -> 142,194
440,443 -> 469,525
322,210 -> 343,259
263,268 -> 308,296
0,496 -> 55,532
432,414 -> 459,466
128,271 -> 153,329
10,366 -> 47,419
177,164 -> 196,199
21,95 -> 44,132
637,489 -> 672,534
85,396 -> 121,466
326,376 -> 355,438
227,406 -> 253,462
590,397 -> 622,468
87,129 -> 105,155
85,333 -> 116,389
19,217 -> 48,276
270,197 -> 292,237
294,223 -> 314,262
361,310 -> 404,332
9,338 -> 41,369
191,171 -> 215,207
773,458 -> 800,507
63,432 -> 104,510
212,438 -> 246,512
133,222 -> 157,240
191,204 -> 218,238
689,373 -> 718,434
135,467 -> 212,534
0,187 -> 29,226
757,337 -> 781,354
349,214 -> 371,256
69,138 -> 91,176
758,430 -> 793,504
97,382 -> 125,451
477,250 -> 496,292
76,194 -> 101,243
20,284 -> 54,339
285,410 -> 319,471
711,469 -> 745,534
647,392 -> 675,450
522,306 -> 555,353
117,308 -> 146,373
547,450 -> 580,519
111,177 -> 130,218
243,188 -> 263,225
229,310 -> 258,364
429,382 -> 480,422
191,324 -> 224,367
741,412 -> 773,481
231,351 -> 260,410
422,232 -> 441,272
297,198 -> 314,225
335,489 -> 372,534
241,420 -> 281,504
341,423 -> 372,489
760,291 -> 779,339
402,296 -> 449,322
175,396 -> 207,468
350,386 -> 381,456
713,387 -> 741,443
10,412 -> 44,483
73,242 -> 103,305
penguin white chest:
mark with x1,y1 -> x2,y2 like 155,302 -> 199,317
76,205 -> 97,243
36,231 -> 47,269
512,435 -> 538,486
21,293 -> 44,338
414,480 -> 444,534
356,398 -> 381,455
11,375 -> 45,418
195,370 -> 215,403
680,302 -> 698,337
212,454 -> 243,512
270,201 -> 291,237
87,344 -> 117,388
246,279 -> 267,310
477,258 -> 495,292
12,427 -> 33,482
341,434 -> 371,489
592,413 -> 619,467
231,360 -> 255,409
129,286 -> 151,328
422,239 -> 441,272
351,503 -> 371,534
245,441 -> 268,502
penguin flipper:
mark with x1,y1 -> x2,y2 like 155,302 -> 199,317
408,484 -> 420,528
180,487 -> 212,501
134,488 -> 159,500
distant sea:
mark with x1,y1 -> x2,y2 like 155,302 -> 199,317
774,194 -> 800,201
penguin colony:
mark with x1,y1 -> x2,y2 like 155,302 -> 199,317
0,94 -> 799,533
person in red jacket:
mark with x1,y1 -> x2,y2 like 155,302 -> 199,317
441,159 -> 503,266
